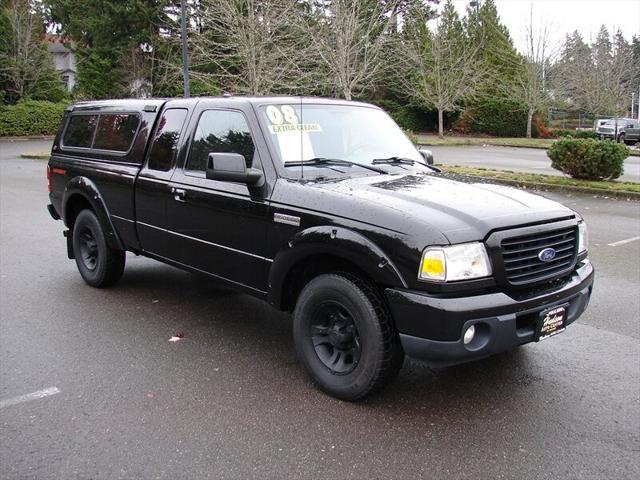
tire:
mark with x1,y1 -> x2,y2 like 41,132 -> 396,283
293,273 -> 404,401
72,209 -> 125,288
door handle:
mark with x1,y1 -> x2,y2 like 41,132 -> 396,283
171,187 -> 186,202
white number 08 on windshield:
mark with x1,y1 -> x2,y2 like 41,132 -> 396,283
266,105 -> 299,125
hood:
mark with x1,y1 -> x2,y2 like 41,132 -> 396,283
310,173 -> 575,244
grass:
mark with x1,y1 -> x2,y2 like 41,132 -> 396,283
417,135 -> 555,149
417,134 -> 640,156
20,152 -> 50,159
440,165 -> 640,195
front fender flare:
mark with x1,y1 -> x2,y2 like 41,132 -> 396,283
62,176 -> 125,251
268,225 -> 408,309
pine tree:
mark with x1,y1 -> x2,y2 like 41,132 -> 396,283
462,0 -> 527,136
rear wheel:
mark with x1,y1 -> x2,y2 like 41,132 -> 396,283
72,209 -> 125,287
293,273 -> 404,401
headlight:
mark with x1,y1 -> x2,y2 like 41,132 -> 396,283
578,221 -> 588,253
419,242 -> 492,282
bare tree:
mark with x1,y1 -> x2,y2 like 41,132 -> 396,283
191,0 -> 311,95
508,8 -> 555,138
555,26 -> 639,118
309,0 -> 400,100
394,1 -> 485,137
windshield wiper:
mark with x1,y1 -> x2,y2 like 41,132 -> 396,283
372,156 -> 441,172
284,157 -> 388,174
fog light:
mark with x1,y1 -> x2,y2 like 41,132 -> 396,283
463,325 -> 476,345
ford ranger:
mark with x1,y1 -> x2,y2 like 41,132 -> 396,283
47,97 -> 594,400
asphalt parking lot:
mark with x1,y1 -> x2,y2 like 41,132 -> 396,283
1,140 -> 639,479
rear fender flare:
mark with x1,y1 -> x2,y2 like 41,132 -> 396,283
62,176 -> 125,251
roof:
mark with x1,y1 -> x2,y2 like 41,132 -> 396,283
45,35 -> 73,54
69,96 -> 379,112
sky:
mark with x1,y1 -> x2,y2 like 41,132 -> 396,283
443,0 -> 640,53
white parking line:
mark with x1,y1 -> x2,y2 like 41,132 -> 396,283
608,236 -> 640,247
0,387 -> 60,409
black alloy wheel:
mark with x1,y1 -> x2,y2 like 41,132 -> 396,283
72,209 -> 126,288
77,226 -> 99,271
293,273 -> 404,401
310,301 -> 361,375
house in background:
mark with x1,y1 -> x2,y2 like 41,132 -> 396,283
46,36 -> 76,92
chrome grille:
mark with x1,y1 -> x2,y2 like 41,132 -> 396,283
501,226 -> 577,285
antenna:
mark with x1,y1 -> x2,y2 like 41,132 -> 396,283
300,95 -> 304,180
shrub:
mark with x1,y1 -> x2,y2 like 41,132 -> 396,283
403,129 -> 418,145
572,130 -> 597,139
549,128 -> 596,139
533,113 -> 552,139
0,100 -> 69,136
373,99 -> 433,132
462,100 -> 534,137
547,138 -> 628,180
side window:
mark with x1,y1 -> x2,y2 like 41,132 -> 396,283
186,110 -> 255,172
93,114 -> 140,152
62,114 -> 97,148
148,109 -> 188,171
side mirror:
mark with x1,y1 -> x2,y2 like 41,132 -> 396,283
418,148 -> 434,165
206,152 -> 263,186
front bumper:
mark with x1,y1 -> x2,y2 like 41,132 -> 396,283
597,133 -> 616,139
386,260 -> 594,366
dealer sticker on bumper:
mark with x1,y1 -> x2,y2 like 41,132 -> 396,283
537,305 -> 568,341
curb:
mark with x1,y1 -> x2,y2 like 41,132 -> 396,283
418,141 -> 550,150
417,141 -> 640,157
1,135 -> 55,141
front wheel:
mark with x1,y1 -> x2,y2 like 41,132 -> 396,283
293,273 -> 404,401
72,209 -> 125,287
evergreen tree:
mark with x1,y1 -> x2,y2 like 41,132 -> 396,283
46,0 -> 185,98
0,0 -> 67,104
464,0 -> 522,93
461,0 -> 527,136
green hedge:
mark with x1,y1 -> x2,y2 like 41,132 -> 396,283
547,138 -> 628,180
461,100 -> 537,138
374,99 -> 434,132
0,100 -> 69,136
551,128 -> 596,139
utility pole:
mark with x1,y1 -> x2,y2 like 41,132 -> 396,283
470,1 -> 481,48
180,0 -> 191,98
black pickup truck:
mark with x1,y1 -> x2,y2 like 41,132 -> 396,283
47,97 -> 594,400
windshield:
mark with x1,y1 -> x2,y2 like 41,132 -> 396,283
258,103 -> 424,178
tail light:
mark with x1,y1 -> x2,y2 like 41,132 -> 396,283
47,165 -> 52,193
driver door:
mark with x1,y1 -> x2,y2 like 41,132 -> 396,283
166,106 -> 271,293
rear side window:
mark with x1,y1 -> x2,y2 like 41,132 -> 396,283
63,114 -> 97,148
148,109 -> 188,171
93,114 -> 140,152
186,110 -> 255,172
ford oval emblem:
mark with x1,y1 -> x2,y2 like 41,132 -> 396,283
538,247 -> 556,262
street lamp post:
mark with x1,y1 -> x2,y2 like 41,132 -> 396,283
180,0 -> 191,98
470,1 -> 481,48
